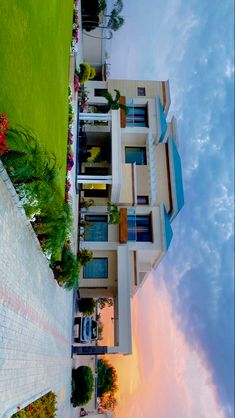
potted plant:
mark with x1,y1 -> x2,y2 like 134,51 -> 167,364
107,202 -> 120,224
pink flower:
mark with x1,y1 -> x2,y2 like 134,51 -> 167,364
74,74 -> 80,93
81,102 -> 88,110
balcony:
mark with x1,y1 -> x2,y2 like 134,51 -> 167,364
119,208 -> 136,244
77,110 -> 122,203
119,209 -> 153,244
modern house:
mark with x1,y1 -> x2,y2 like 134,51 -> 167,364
73,79 -> 184,356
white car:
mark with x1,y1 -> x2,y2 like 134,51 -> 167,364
74,316 -> 98,343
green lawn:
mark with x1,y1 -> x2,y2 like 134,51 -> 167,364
0,0 -> 73,191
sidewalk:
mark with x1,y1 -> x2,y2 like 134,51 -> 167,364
0,168 -> 77,417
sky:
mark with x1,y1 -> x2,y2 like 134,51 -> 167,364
104,0 -> 234,417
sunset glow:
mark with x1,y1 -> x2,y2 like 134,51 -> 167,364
103,274 -> 226,418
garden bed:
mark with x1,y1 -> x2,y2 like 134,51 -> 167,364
0,0 -> 74,192
12,391 -> 57,417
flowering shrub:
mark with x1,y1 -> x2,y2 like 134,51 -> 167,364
12,391 -> 57,417
73,8 -> 79,26
71,1 -> 79,52
78,87 -> 89,111
0,113 -> 8,133
68,128 -> 73,144
74,72 -> 80,93
0,113 -> 9,156
66,178 -> 72,192
65,178 -> 72,201
67,148 -> 74,171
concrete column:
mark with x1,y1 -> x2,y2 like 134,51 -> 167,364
79,113 -> 112,121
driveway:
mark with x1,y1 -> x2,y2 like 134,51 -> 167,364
0,165 -> 78,417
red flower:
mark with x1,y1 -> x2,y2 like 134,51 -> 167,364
0,113 -> 8,134
17,405 -> 21,410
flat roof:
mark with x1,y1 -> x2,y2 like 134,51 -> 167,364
167,137 -> 184,220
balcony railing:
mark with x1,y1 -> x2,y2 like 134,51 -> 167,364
119,208 -> 136,243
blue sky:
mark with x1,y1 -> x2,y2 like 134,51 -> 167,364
108,0 -> 234,416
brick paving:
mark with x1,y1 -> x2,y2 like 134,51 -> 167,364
0,170 -> 78,417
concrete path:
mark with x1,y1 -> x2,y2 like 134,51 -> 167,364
0,166 -> 78,417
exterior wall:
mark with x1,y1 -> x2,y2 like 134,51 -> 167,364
79,250 -> 117,298
119,164 -> 135,205
136,165 -> 150,196
121,132 -> 148,146
83,29 -> 103,65
155,143 -> 171,211
107,79 -> 170,108
85,80 -> 108,104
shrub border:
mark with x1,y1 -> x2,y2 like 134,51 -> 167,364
2,388 -> 51,418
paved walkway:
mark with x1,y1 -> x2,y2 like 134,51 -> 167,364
0,168 -> 78,417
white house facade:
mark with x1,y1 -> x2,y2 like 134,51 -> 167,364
73,78 -> 184,356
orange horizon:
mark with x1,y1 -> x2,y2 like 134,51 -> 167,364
100,273 -> 225,418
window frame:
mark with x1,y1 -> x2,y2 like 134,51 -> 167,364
85,214 -> 108,242
125,146 -> 147,165
126,104 -> 148,127
127,214 -> 153,242
137,196 -> 149,205
94,88 -> 108,97
83,257 -> 108,279
137,87 -> 146,96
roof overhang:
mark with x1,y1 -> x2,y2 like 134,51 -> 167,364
167,137 -> 184,220
160,203 -> 173,251
156,97 -> 167,143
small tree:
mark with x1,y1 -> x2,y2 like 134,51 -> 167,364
97,359 -> 118,397
101,89 -> 128,112
72,366 -> 94,407
79,298 -> 96,316
78,248 -> 93,265
78,62 -> 96,83
107,201 -> 120,224
82,0 -> 125,33
99,390 -> 117,411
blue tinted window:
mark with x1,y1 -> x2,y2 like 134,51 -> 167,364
83,258 -> 108,278
127,215 -> 152,242
85,215 -> 108,241
125,147 -> 147,165
126,105 -> 148,127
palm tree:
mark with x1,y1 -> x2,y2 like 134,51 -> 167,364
101,89 -> 128,112
106,0 -> 125,31
82,0 -> 125,33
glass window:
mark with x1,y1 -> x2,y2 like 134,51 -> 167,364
125,147 -> 147,165
126,105 -> 148,127
137,87 -> 146,96
85,215 -> 108,241
137,196 -> 149,205
82,183 -> 109,198
83,258 -> 108,278
128,215 -> 152,242
94,88 -> 108,97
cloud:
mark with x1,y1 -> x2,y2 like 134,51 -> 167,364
108,0 -> 234,415
108,276 -> 227,418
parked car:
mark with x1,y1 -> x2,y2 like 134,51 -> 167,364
74,316 -> 98,343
